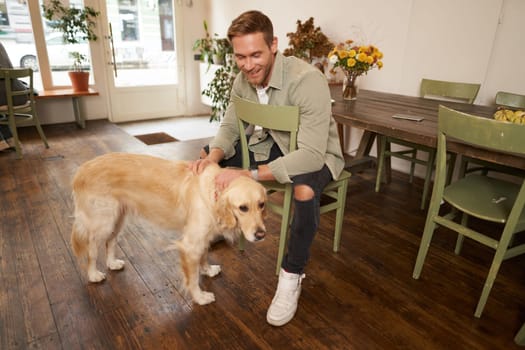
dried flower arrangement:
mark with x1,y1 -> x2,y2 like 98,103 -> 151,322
283,17 -> 333,68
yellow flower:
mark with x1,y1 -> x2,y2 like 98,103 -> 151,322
356,52 -> 367,62
328,39 -> 384,76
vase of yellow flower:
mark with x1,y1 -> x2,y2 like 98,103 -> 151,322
328,40 -> 384,100
342,72 -> 359,100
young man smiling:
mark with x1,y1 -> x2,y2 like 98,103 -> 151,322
191,10 -> 345,326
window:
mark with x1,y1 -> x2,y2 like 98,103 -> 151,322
0,0 -> 94,90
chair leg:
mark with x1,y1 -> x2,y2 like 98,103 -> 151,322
408,149 -> 417,183
458,156 -> 469,179
412,206 -> 440,279
238,235 -> 245,251
7,115 -> 22,159
420,150 -> 436,210
474,228 -> 514,318
375,135 -> 387,193
275,188 -> 294,275
332,178 -> 349,252
454,213 -> 468,255
445,153 -> 457,185
33,116 -> 49,148
515,322 -> 525,345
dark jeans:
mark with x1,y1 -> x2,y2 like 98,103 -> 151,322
204,138 -> 333,274
0,125 -> 12,141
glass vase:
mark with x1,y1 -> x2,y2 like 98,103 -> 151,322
342,73 -> 358,100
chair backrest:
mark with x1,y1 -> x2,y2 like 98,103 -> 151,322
232,95 -> 300,169
0,68 -> 34,110
420,78 -> 480,104
438,105 -> 525,159
495,91 -> 525,109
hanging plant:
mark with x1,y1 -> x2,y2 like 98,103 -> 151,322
202,61 -> 238,122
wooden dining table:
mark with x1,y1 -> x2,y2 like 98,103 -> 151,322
329,85 -> 525,174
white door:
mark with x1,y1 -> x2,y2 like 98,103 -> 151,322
101,0 -> 185,122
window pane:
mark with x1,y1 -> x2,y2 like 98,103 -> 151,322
40,0 -> 94,86
0,0 -> 42,90
107,0 -> 177,87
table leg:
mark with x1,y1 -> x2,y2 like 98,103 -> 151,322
340,129 -> 377,172
377,135 -> 392,184
337,123 -> 344,153
71,96 -> 85,128
356,130 -> 376,158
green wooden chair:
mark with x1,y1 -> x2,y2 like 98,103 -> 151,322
412,105 -> 525,318
375,79 -> 480,209
459,91 -> 525,176
0,68 -> 49,158
233,96 -> 351,275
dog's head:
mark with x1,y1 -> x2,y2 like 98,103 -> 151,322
216,176 -> 267,242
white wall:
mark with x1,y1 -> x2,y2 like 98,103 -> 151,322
200,0 -> 522,104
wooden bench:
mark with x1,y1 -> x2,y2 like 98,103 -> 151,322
35,88 -> 99,128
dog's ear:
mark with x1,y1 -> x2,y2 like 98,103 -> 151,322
216,193 -> 237,229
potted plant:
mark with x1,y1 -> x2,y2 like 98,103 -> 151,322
193,20 -> 214,65
193,20 -> 233,66
42,0 -> 100,92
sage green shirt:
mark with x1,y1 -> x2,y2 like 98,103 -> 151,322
209,51 -> 345,184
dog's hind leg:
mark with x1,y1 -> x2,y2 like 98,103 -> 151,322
87,236 -> 106,282
106,211 -> 126,271
178,243 -> 216,305
84,197 -> 123,283
199,249 -> 221,277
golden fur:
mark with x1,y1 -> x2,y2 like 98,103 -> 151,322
71,153 -> 267,305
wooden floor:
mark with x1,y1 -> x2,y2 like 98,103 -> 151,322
1,120 -> 525,350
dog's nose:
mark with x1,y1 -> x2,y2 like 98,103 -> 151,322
254,230 -> 266,241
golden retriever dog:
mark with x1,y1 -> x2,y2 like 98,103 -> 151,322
71,153 -> 267,305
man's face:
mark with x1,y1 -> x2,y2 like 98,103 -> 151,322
231,32 -> 277,87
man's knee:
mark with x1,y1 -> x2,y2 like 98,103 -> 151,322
294,184 -> 314,201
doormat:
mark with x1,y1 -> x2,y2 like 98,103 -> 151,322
134,132 -> 178,145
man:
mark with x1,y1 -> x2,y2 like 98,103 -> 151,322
190,10 -> 345,326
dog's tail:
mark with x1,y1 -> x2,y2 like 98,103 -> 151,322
71,221 -> 88,258
70,192 -> 89,258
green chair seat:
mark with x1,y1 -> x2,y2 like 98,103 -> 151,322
444,174 -> 523,224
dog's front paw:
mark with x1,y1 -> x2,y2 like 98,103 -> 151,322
202,264 -> 221,277
88,270 -> 106,283
193,291 -> 216,305
107,259 -> 125,271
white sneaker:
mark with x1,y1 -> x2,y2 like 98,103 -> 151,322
266,268 -> 305,326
